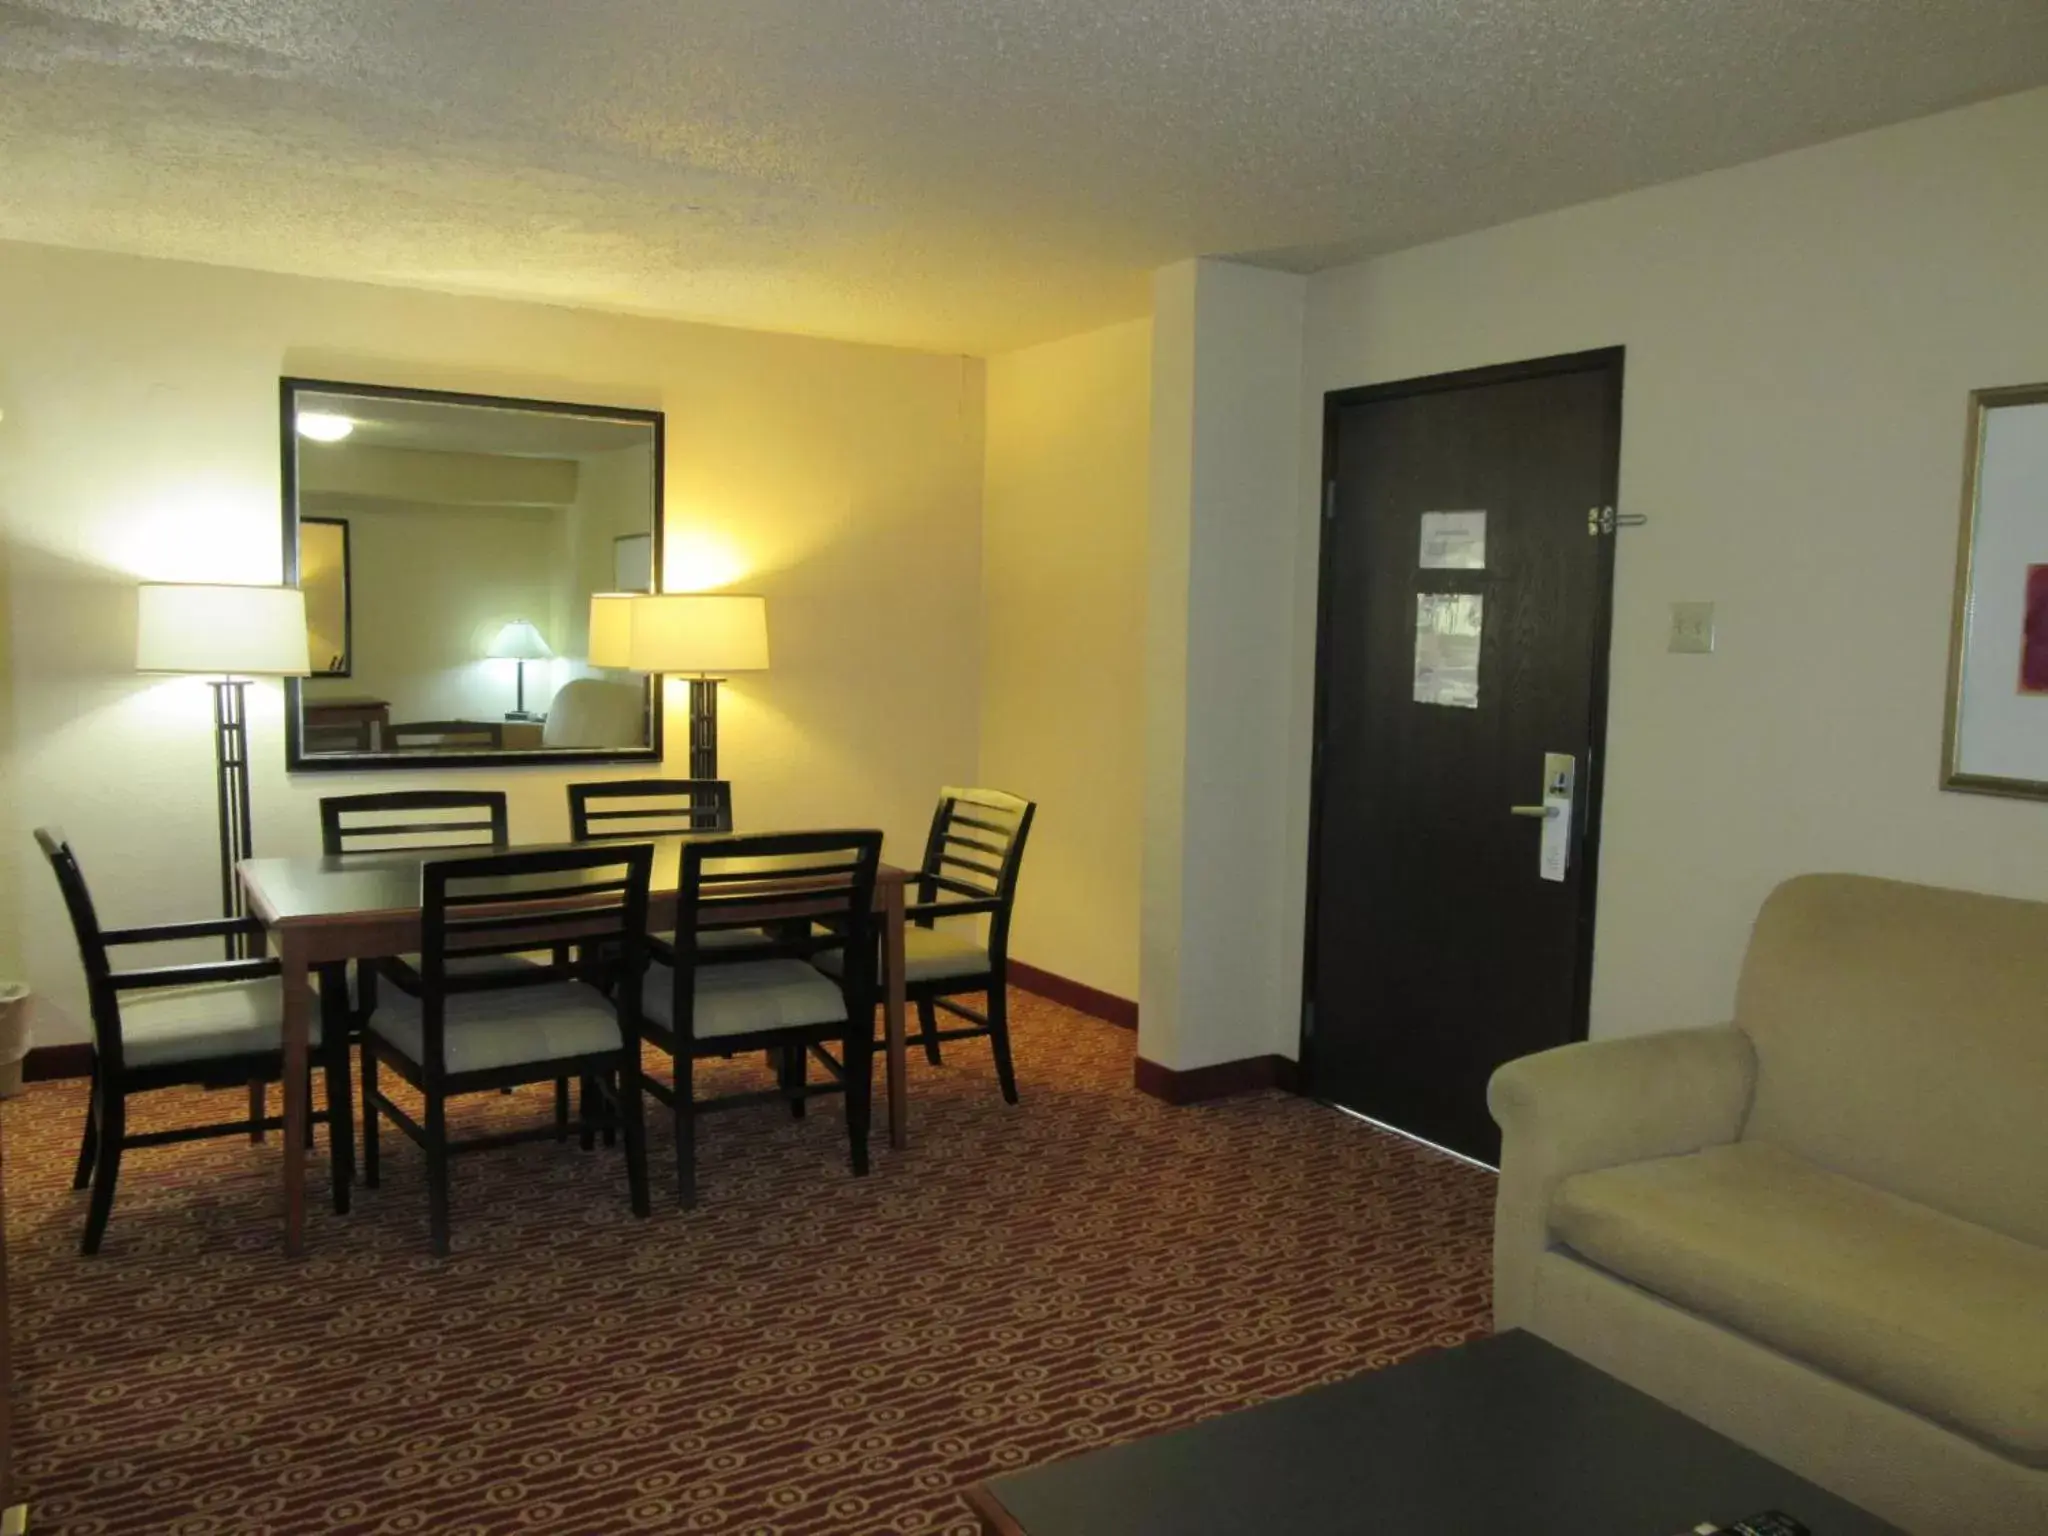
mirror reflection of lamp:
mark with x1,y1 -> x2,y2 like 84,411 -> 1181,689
586,593 -> 769,778
488,620 -> 553,721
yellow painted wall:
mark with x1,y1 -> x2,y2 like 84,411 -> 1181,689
981,319 -> 1151,1000
0,241 -> 985,1043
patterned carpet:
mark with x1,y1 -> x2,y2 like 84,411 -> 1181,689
3,992 -> 1495,1534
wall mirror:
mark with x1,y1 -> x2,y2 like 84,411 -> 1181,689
281,378 -> 664,771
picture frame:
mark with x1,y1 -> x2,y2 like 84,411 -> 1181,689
301,515 -> 353,677
1942,382 -> 2048,798
613,532 -> 654,593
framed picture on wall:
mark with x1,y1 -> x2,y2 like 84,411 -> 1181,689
301,516 -> 353,676
613,532 -> 654,593
1943,382 -> 2048,798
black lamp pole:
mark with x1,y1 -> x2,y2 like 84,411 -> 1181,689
210,677 -> 254,960
688,675 -> 721,779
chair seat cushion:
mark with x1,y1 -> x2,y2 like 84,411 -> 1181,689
120,977 -> 323,1069
814,925 -> 989,984
1551,1141 -> 2048,1465
666,928 -> 778,954
367,981 -> 622,1075
640,959 -> 848,1041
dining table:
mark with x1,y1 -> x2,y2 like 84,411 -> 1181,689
238,834 -> 911,1256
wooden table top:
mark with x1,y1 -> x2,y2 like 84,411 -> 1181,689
240,835 -> 906,926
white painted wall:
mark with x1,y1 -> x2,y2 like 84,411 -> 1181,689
1142,260 -> 1307,1072
1281,86 -> 2048,1049
0,241 -> 985,1043
980,318 -> 1151,1000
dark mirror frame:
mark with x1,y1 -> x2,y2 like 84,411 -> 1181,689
279,376 -> 666,773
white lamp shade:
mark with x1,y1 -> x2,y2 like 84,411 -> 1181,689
587,592 -> 769,674
136,583 -> 311,676
487,619 -> 554,660
587,594 -> 637,669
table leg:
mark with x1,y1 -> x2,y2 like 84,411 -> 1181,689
883,877 -> 907,1150
279,930 -> 310,1256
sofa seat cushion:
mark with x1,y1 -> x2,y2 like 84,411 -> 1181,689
1551,1141 -> 2048,1466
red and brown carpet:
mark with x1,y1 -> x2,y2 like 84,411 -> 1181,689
3,993 -> 1494,1534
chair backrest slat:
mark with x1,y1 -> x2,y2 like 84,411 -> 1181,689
419,845 -> 654,1003
387,720 -> 504,750
676,830 -> 882,975
34,828 -> 125,1070
320,791 -> 511,857
915,786 -> 1037,933
567,778 -> 733,841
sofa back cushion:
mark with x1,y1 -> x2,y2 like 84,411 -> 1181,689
1736,873 -> 2048,1247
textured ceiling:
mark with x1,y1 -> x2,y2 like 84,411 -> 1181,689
4,1 -> 2046,354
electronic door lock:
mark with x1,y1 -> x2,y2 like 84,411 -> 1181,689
1509,753 -> 1575,882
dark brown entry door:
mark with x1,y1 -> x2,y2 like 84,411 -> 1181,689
1306,349 -> 1623,1165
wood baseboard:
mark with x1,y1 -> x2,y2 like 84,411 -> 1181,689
1132,1053 -> 1299,1105
23,1043 -> 91,1082
1007,961 -> 1137,1030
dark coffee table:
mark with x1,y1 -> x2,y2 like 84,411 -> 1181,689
964,1330 -> 1904,1535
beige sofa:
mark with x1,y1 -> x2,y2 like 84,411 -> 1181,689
1489,874 -> 2047,1536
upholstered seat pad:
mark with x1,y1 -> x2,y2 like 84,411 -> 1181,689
1552,1141 -> 2048,1465
665,928 -> 777,953
814,925 -> 988,984
120,978 -> 323,1068
640,959 -> 848,1040
368,982 -> 622,1074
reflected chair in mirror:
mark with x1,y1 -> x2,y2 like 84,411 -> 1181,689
35,827 -> 355,1254
633,831 -> 883,1208
359,842 -> 655,1256
818,786 -> 1035,1103
386,720 -> 504,751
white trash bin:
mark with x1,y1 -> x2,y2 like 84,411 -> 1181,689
0,983 -> 31,1098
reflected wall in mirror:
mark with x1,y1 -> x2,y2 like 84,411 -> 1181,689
281,379 -> 665,771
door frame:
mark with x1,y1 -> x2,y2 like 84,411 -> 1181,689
1298,346 -> 1627,1098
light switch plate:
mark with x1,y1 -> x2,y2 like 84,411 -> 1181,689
1669,601 -> 1716,654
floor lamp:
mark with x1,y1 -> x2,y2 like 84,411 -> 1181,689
136,582 -> 311,957
589,591 -> 769,779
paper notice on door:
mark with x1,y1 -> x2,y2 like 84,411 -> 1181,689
1419,510 -> 1486,570
1415,593 -> 1483,709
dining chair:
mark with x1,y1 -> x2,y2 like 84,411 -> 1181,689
386,720 -> 504,750
320,790 -> 569,1127
319,790 -> 510,856
817,786 -> 1036,1102
567,777 -> 780,963
35,827 -> 355,1255
633,830 -> 883,1208
358,842 -> 655,1256
566,778 -> 733,839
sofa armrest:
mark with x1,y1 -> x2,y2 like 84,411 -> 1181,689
1487,1024 -> 1756,1331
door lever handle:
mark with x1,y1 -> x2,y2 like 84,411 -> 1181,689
1509,805 -> 1558,819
